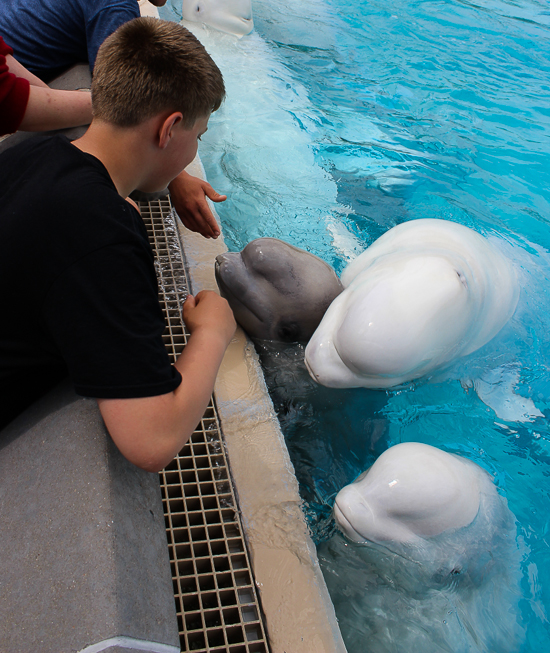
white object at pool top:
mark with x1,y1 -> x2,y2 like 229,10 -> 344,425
139,0 -> 254,37
181,0 -> 253,36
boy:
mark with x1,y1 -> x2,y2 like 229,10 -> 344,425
0,18 -> 236,472
1,0 -> 224,239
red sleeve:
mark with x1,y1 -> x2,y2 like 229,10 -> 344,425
0,36 -> 30,136
0,36 -> 14,57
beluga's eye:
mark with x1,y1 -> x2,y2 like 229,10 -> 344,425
456,270 -> 467,287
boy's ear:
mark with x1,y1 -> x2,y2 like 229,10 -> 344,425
158,112 -> 183,149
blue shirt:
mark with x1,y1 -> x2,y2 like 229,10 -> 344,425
0,0 -> 140,81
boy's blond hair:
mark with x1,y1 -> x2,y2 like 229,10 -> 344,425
92,17 -> 225,128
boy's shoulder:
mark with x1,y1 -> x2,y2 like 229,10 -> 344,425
1,135 -> 119,214
0,135 -> 145,254
0,133 -> 96,172
1,134 -> 116,198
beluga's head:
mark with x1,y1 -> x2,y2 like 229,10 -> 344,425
333,442 -> 486,546
181,0 -> 254,37
215,238 -> 343,342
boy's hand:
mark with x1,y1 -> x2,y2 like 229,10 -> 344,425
183,290 -> 236,343
168,170 -> 226,239
99,291 -> 235,474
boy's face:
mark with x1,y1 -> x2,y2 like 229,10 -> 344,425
175,114 -> 210,172
144,114 -> 210,192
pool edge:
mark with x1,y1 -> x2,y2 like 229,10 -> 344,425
180,157 -> 347,653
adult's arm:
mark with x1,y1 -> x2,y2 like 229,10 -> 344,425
19,85 -> 92,131
3,53 -> 92,132
97,290 -> 236,472
168,169 -> 227,239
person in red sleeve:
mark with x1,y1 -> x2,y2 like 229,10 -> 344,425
0,36 -> 92,136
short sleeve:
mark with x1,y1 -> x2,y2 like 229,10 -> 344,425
0,36 -> 30,136
41,240 -> 182,399
86,3 -> 141,70
0,37 -> 14,57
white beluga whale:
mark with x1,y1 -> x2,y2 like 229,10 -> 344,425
181,0 -> 253,36
305,218 -> 520,388
334,442 -> 499,545
328,442 -> 525,652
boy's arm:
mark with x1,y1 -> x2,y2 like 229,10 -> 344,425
168,170 -> 227,239
97,290 -> 236,473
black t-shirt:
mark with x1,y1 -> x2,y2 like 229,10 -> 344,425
0,135 -> 182,429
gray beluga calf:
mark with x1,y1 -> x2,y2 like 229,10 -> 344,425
330,442 -> 525,652
215,238 -> 343,342
305,218 -> 520,389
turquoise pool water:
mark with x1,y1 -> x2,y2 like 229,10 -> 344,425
165,1 -> 550,649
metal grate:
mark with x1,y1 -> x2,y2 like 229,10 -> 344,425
140,197 -> 270,653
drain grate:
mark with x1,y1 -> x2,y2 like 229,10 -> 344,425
140,197 -> 270,653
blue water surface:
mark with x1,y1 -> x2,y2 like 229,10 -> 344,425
164,1 -> 550,649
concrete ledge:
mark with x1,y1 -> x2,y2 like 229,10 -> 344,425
180,158 -> 346,653
0,381 -> 179,653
